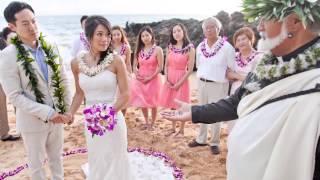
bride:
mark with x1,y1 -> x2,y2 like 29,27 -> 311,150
67,16 -> 177,180
68,15 -> 132,180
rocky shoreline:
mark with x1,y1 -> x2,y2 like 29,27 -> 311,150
124,11 -> 259,51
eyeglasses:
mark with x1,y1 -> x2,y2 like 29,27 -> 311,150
204,25 -> 217,32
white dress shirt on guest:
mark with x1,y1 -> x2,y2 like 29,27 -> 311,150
196,37 -> 236,83
71,32 -> 89,58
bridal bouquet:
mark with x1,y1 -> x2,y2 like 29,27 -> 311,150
83,103 -> 117,137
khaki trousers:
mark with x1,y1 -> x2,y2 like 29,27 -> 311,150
21,124 -> 64,180
0,84 -> 9,137
195,80 -> 228,146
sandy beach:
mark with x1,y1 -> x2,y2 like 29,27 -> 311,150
0,73 -> 228,180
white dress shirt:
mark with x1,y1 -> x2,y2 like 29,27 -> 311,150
71,32 -> 89,58
196,37 -> 236,83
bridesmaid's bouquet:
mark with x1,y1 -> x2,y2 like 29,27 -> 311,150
83,103 -> 117,137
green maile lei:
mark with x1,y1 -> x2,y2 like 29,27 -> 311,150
12,33 -> 67,113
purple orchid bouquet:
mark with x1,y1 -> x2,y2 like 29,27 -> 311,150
83,103 -> 117,137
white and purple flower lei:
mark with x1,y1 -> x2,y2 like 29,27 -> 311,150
119,43 -> 127,56
139,45 -> 156,60
80,32 -> 90,51
169,43 -> 194,54
200,37 -> 227,58
83,103 -> 117,137
235,51 -> 259,67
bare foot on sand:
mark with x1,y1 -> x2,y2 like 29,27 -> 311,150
148,124 -> 155,131
140,124 -> 149,130
174,131 -> 184,138
165,129 -> 176,137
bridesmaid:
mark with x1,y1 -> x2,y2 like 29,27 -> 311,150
111,25 -> 132,73
111,25 -> 132,116
160,23 -> 195,137
130,26 -> 164,130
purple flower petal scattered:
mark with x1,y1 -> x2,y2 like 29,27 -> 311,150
0,147 -> 184,180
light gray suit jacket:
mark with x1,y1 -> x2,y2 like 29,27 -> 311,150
0,43 -> 72,133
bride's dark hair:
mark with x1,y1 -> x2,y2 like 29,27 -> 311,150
85,15 -> 113,64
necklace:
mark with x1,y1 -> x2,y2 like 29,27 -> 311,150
139,45 -> 156,60
169,43 -> 194,54
12,33 -> 67,113
80,32 -> 90,50
200,37 -> 227,58
254,42 -> 320,80
79,53 -> 114,77
236,50 -> 259,67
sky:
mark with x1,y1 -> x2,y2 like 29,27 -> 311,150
0,0 -> 243,16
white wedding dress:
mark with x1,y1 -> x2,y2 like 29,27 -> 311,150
77,52 -> 176,180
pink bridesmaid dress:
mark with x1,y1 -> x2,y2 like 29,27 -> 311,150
159,49 -> 190,109
130,50 -> 162,108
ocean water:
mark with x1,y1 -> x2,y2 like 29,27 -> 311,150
1,14 -> 206,63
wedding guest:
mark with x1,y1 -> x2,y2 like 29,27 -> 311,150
160,23 -> 195,137
130,26 -> 164,130
0,84 -> 19,142
188,17 -> 235,154
0,28 -> 20,141
226,27 -> 262,132
71,15 -> 89,57
1,27 -> 16,44
0,38 -> 6,50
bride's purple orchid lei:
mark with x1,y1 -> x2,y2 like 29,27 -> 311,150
83,103 -> 117,137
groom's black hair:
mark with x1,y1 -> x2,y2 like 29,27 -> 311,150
4,1 -> 34,24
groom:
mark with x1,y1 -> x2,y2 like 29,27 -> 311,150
0,2 -> 72,180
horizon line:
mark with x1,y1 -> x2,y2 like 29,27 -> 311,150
0,12 -> 243,18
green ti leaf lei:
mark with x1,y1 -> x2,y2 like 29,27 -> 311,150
242,0 -> 320,27
12,33 -> 67,113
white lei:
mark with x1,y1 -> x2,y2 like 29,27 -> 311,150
254,41 -> 320,80
78,52 -> 114,77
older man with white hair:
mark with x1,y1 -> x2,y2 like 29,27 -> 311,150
188,17 -> 235,154
162,0 -> 320,179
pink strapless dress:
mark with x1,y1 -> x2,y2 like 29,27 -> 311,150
159,51 -> 190,109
